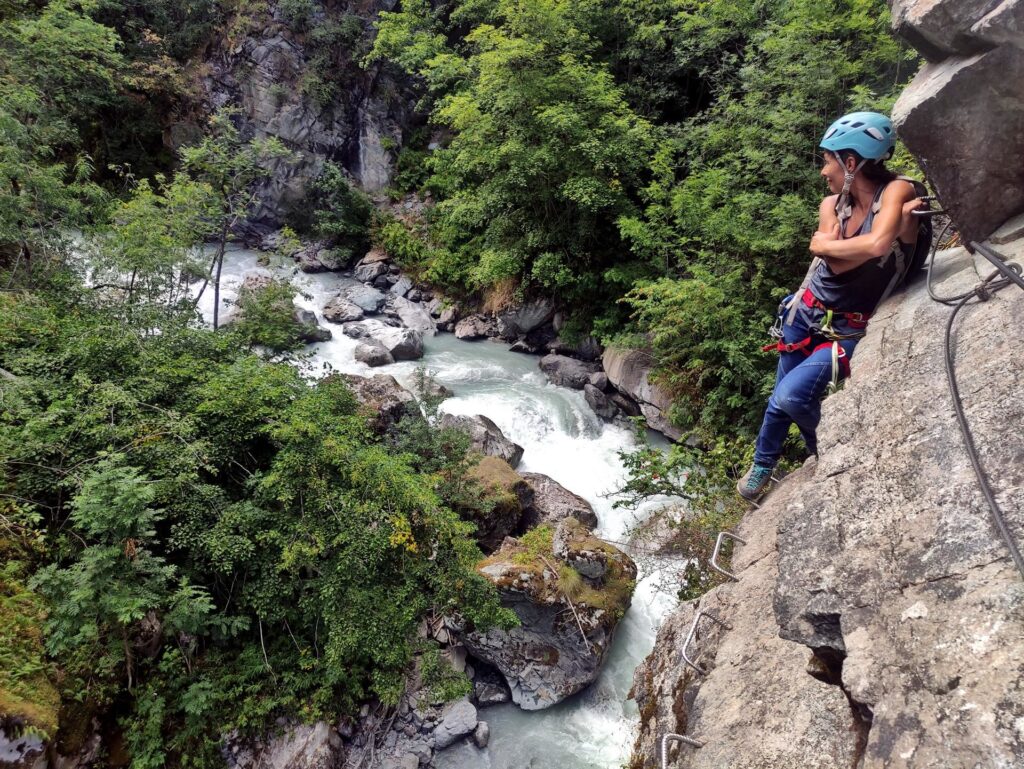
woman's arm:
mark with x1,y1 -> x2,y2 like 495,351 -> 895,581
810,180 -> 918,272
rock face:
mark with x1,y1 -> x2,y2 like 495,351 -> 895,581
225,722 -> 346,769
602,348 -> 682,441
496,299 -> 555,340
461,520 -> 636,710
891,0 -> 1024,245
519,472 -> 599,530
629,234 -> 1024,768
198,4 -> 416,228
439,413 -> 525,468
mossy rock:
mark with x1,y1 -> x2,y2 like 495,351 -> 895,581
463,456 -> 533,552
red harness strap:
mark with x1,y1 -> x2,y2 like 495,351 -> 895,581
800,289 -> 869,327
761,338 -> 851,378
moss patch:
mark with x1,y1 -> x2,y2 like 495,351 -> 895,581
0,540 -> 60,737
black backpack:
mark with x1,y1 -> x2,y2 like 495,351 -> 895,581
898,176 -> 933,286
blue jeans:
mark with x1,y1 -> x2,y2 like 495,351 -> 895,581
753,300 -> 860,468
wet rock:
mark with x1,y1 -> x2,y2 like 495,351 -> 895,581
473,681 -> 511,708
432,699 -> 478,750
354,343 -> 394,367
373,274 -> 391,290
439,414 -> 524,468
454,314 -> 496,340
519,473 -> 598,530
538,354 -> 600,390
496,299 -> 555,340
546,335 -> 603,362
589,372 -> 609,391
472,722 -> 489,749
459,528 -> 636,710
294,308 -> 332,343
406,289 -> 422,303
343,320 -> 424,361
354,261 -> 389,283
602,347 -> 681,441
342,285 -> 387,314
609,392 -> 642,418
322,296 -> 365,324
463,457 -> 533,552
340,374 -> 414,432
583,383 -> 617,420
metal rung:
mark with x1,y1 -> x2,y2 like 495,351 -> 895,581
681,610 -> 730,676
661,733 -> 703,768
710,531 -> 747,581
912,208 -> 945,217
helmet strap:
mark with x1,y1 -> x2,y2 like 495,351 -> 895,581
834,153 -> 868,227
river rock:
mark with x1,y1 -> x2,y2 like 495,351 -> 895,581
354,343 -> 393,367
432,699 -> 478,750
589,371 -> 609,391
390,276 -> 412,297
473,682 -> 511,708
546,334 -> 603,362
240,271 -> 273,295
354,261 -> 388,283
340,374 -> 414,432
472,721 -> 489,749
538,354 -> 600,390
454,314 -> 496,340
322,296 -> 365,324
342,285 -> 386,314
223,722 -> 345,769
459,528 -> 636,710
496,298 -> 555,340
602,347 -> 681,441
439,414 -> 524,468
583,383 -> 617,420
552,518 -> 611,581
294,242 -> 347,273
343,320 -> 424,361
463,457 -> 533,552
294,308 -> 332,343
391,296 -> 436,336
519,473 -> 598,530
357,248 -> 391,266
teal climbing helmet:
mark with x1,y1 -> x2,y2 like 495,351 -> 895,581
820,112 -> 895,161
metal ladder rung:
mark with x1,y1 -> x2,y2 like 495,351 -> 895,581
661,733 -> 703,768
709,531 -> 747,581
681,609 -> 730,676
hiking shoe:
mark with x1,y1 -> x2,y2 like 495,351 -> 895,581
737,463 -> 774,500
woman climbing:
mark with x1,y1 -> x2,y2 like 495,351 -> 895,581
737,111 -> 924,500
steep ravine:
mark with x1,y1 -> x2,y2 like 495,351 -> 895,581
629,228 -> 1024,769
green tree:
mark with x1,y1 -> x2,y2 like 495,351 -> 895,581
179,109 -> 292,329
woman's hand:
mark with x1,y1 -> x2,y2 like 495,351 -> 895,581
810,223 -> 840,256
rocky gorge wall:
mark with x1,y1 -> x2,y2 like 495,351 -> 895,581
629,218 -> 1024,769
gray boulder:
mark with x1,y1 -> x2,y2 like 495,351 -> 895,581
454,314 -> 496,340
390,276 -> 412,297
356,248 -> 390,266
473,681 -> 511,708
519,472 -> 599,530
459,522 -> 636,710
344,320 -> 424,361
547,334 -> 603,362
889,0 -> 1024,60
893,45 -> 1024,247
354,261 -> 388,283
342,285 -> 386,314
293,308 -> 332,343
432,699 -> 478,750
322,296 -> 365,324
440,413 -> 524,468
391,296 -> 436,336
583,383 -> 617,420
602,347 -> 681,440
472,722 -> 489,749
354,343 -> 394,367
294,242 -> 347,273
538,354 -> 600,390
496,298 -> 555,340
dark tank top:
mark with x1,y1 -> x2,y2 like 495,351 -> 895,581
808,183 -> 912,315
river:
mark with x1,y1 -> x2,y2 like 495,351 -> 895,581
197,247 -> 678,769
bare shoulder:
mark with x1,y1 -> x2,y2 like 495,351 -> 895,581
882,178 -> 917,203
820,194 -> 840,214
